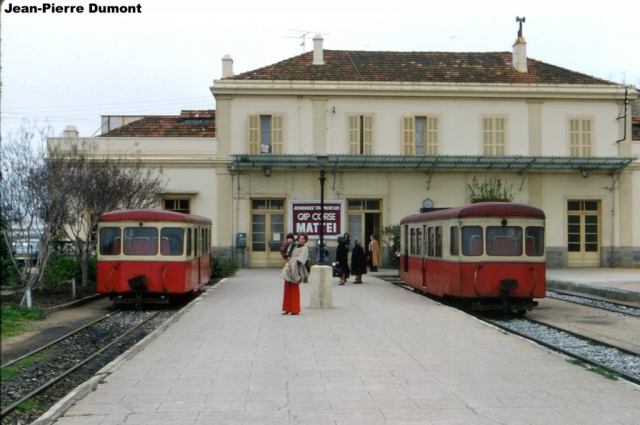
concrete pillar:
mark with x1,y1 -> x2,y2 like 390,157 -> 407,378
309,265 -> 332,309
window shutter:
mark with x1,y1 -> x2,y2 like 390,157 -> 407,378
483,117 -> 506,156
402,116 -> 415,155
569,118 -> 592,157
248,115 -> 260,154
363,115 -> 373,154
495,117 -> 506,155
427,117 -> 439,155
483,118 -> 493,155
348,115 -> 360,154
582,119 -> 592,157
271,115 -> 283,153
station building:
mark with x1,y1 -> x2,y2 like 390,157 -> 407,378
51,29 -> 640,269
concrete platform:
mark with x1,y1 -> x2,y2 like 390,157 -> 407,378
546,268 -> 640,303
43,269 -> 639,425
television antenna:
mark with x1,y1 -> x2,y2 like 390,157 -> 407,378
284,29 -> 329,52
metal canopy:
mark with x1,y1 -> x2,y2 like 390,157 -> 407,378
230,154 -> 635,175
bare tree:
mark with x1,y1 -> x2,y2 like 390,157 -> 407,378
47,138 -> 166,286
1,121 -> 56,307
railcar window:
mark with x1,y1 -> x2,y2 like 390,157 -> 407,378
123,227 -> 158,256
99,227 -> 121,255
416,227 -> 423,256
486,226 -> 523,256
525,227 -> 545,256
427,227 -> 435,257
435,226 -> 443,257
160,228 -> 184,256
186,228 -> 192,256
450,226 -> 459,256
462,226 -> 483,256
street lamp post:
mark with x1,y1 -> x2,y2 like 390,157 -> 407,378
317,154 -> 329,265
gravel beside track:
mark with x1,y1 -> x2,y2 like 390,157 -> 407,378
488,317 -> 640,383
378,276 -> 640,385
1,309 -> 176,425
547,290 -> 640,317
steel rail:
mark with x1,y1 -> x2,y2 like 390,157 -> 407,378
381,275 -> 640,385
1,309 -> 122,369
0,311 -> 160,418
480,315 -> 640,386
546,290 -> 640,316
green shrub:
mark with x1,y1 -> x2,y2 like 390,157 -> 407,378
42,255 -> 81,286
87,256 -> 97,283
467,175 -> 514,203
211,255 -> 238,278
0,254 -> 20,287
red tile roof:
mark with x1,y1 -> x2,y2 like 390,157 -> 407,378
100,110 -> 215,137
226,51 -> 614,85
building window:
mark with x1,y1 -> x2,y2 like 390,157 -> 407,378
402,116 -> 439,155
164,199 -> 190,214
569,118 -> 593,157
348,115 -> 373,154
248,114 -> 283,154
482,117 -> 507,155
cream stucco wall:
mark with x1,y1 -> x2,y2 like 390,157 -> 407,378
217,86 -> 638,268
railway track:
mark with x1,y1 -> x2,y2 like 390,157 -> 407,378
546,290 -> 640,317
484,316 -> 640,385
380,275 -> 640,386
0,308 -> 174,424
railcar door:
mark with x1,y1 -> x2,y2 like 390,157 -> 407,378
402,225 -> 409,273
420,225 -> 427,289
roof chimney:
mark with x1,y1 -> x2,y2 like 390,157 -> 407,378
222,55 -> 234,78
63,125 -> 79,138
512,16 -> 528,73
313,34 -> 324,65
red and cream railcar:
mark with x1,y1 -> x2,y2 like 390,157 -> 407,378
97,209 -> 212,304
400,202 -> 546,313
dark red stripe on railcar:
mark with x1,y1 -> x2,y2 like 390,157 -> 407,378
400,202 -> 545,225
99,209 -> 211,225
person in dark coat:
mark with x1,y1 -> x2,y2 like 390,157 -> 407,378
350,238 -> 367,283
343,233 -> 351,248
335,236 -> 349,285
342,233 -> 351,281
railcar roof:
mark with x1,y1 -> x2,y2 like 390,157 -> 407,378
400,202 -> 545,224
98,209 -> 212,225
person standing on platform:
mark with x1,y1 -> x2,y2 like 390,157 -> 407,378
343,232 -> 351,248
282,233 -> 309,315
342,233 -> 351,281
351,238 -> 367,283
368,234 -> 380,272
335,236 -> 349,285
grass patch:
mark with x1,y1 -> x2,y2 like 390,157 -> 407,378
1,350 -> 50,381
1,306 -> 45,338
566,358 -> 619,381
16,398 -> 37,411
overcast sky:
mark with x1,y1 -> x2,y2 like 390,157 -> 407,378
1,0 -> 638,139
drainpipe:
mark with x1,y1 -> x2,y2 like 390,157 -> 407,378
615,87 -> 628,144
611,196 -> 615,268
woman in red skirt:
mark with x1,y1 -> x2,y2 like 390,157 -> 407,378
282,233 -> 309,315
